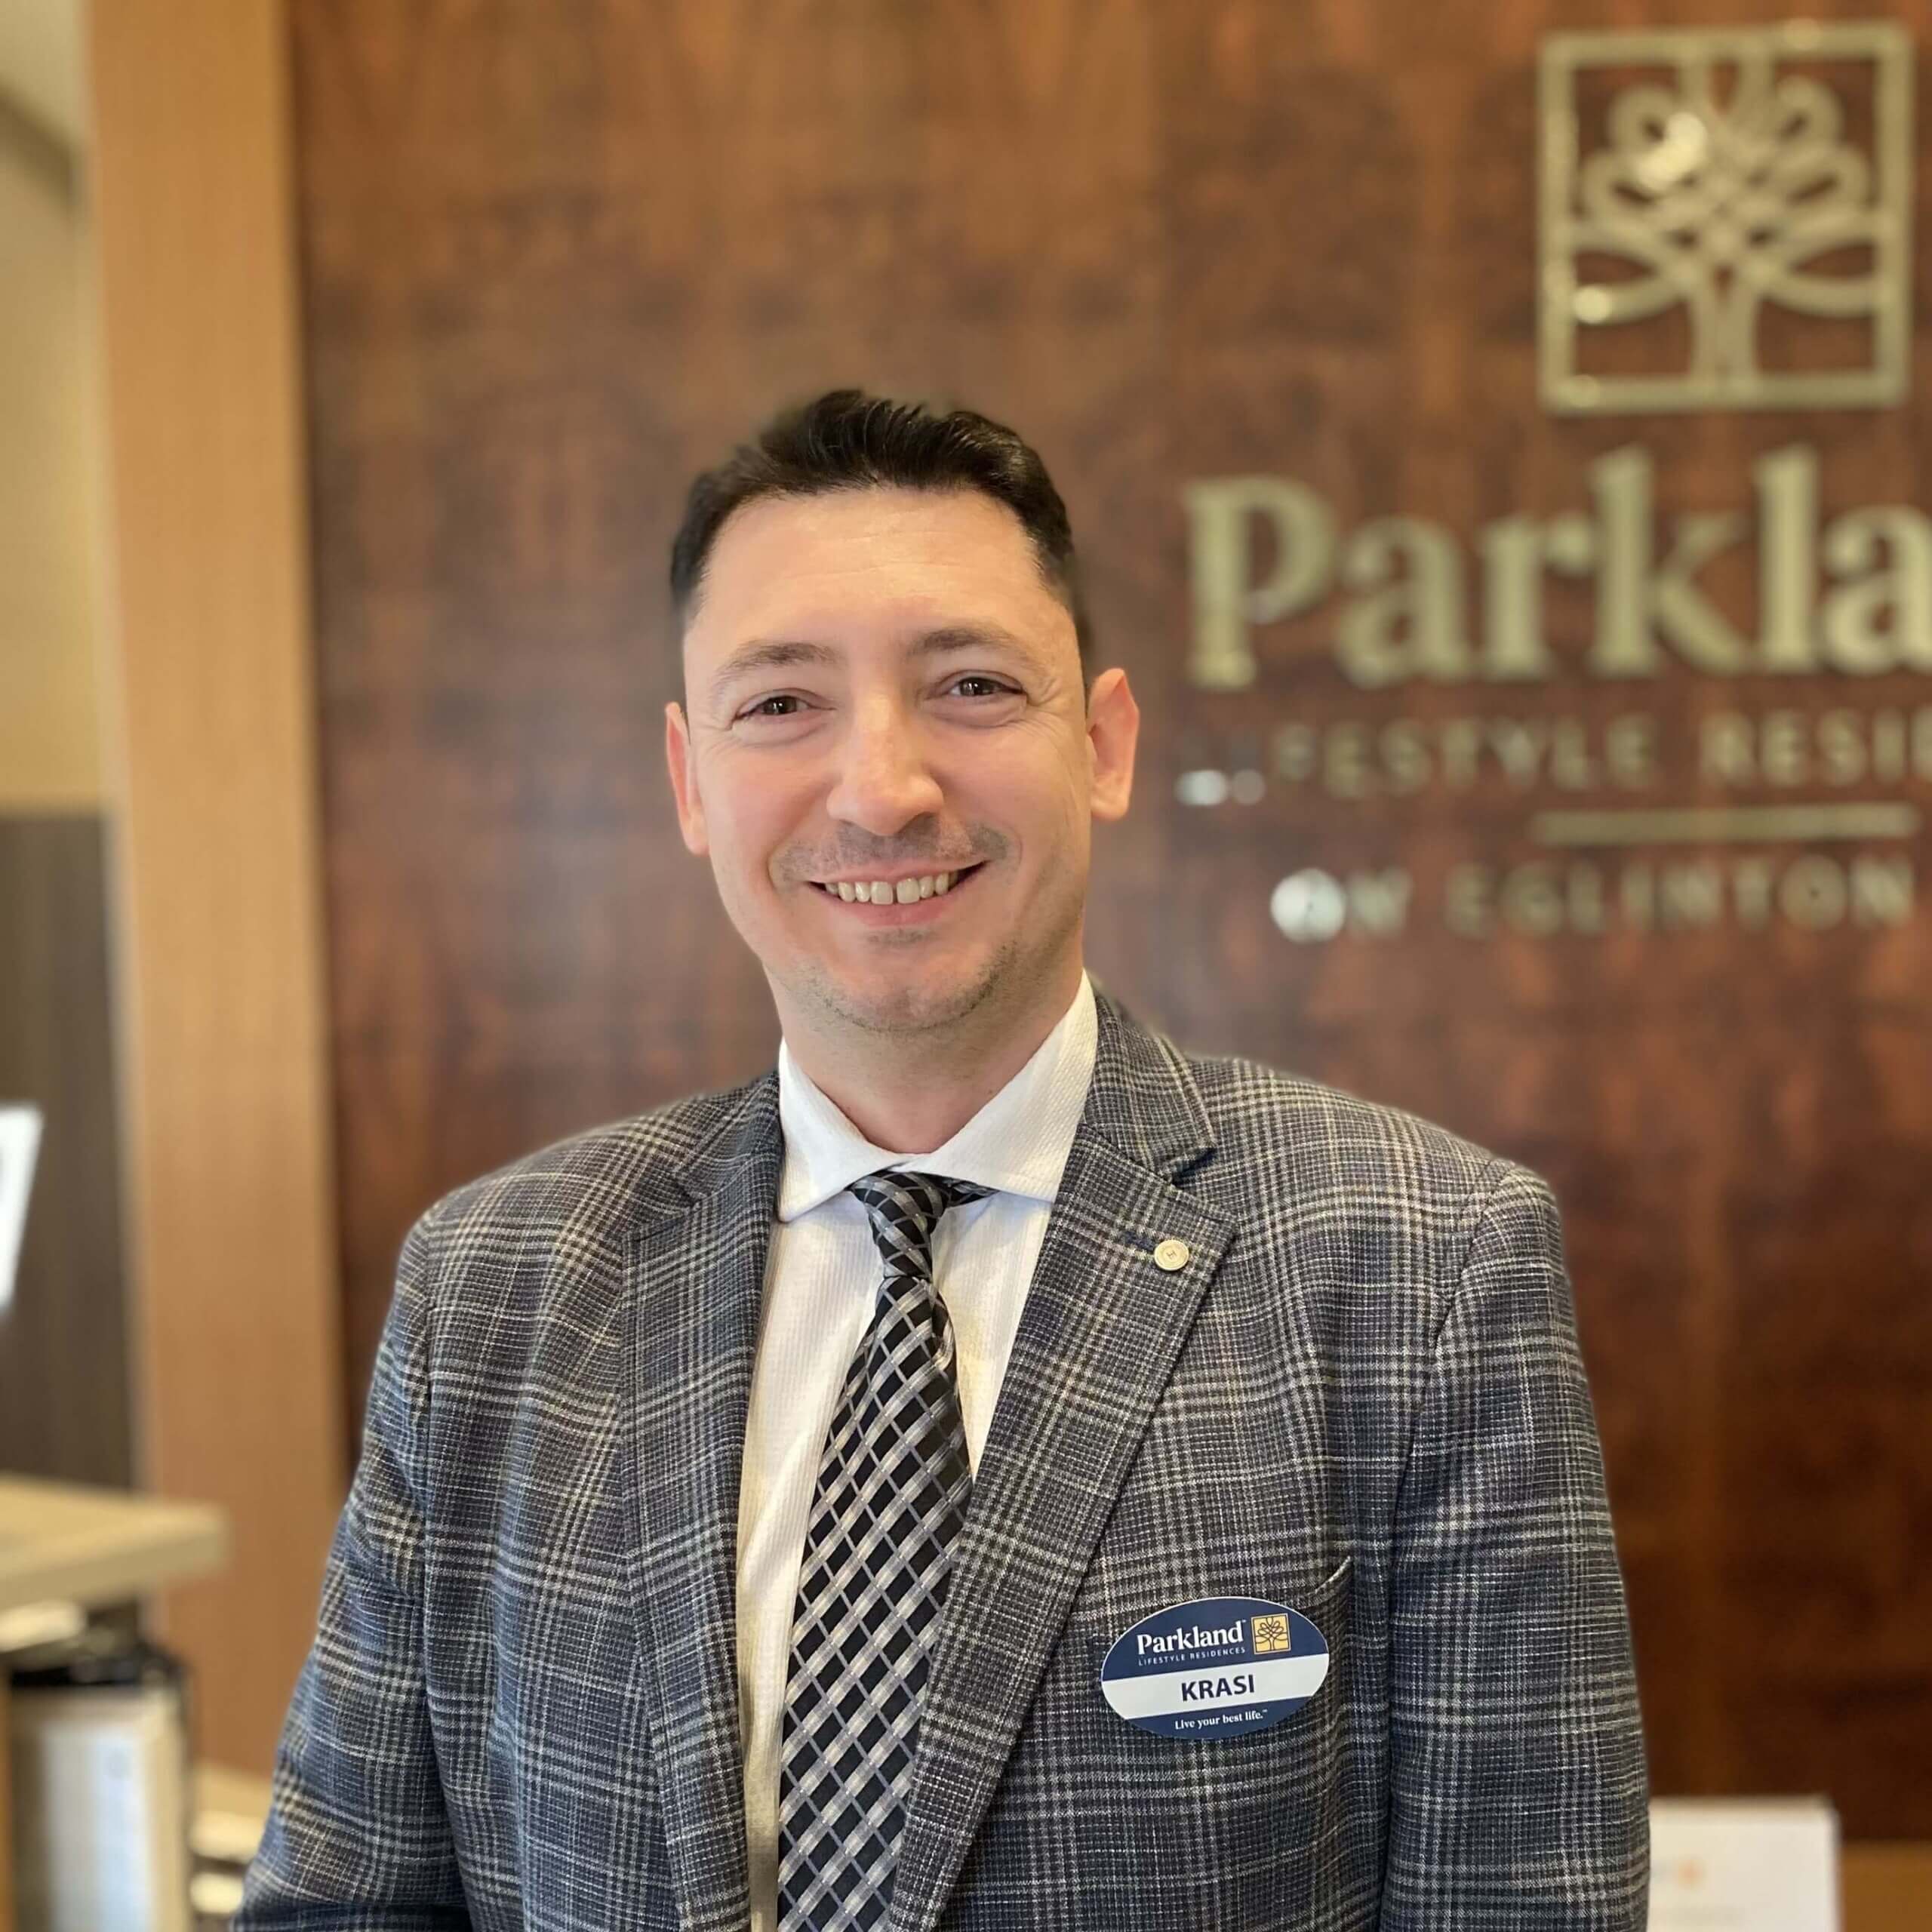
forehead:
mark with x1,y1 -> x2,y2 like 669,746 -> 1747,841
684,485 -> 1069,655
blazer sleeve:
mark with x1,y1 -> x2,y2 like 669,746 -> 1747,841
1379,1162 -> 1649,1929
235,1207 -> 472,1930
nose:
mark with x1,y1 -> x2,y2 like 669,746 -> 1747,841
824,693 -> 945,837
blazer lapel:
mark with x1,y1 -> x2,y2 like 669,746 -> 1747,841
623,1075 -> 783,1932
888,995 -> 1235,1932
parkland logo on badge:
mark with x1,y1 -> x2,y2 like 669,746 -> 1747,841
1251,1613 -> 1291,1654
1100,1596 -> 1331,1740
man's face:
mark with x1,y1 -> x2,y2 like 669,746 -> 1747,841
666,486 -> 1137,1041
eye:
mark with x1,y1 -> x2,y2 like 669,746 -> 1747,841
738,693 -> 808,720
943,674 -> 1017,700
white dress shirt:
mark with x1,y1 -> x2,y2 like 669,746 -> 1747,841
736,973 -> 1099,1932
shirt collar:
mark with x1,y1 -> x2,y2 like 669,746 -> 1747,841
776,973 -> 1098,1222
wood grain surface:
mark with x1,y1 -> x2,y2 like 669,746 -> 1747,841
291,0 -> 1932,1833
91,0 -> 345,1774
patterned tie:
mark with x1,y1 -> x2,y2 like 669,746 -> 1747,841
777,1169 -> 990,1930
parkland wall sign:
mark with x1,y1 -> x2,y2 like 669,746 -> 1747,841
1177,22 -> 1923,946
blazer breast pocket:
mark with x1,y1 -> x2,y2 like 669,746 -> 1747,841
992,1555 -> 1355,1929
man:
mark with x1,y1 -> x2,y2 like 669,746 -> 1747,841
242,390 -> 1647,1929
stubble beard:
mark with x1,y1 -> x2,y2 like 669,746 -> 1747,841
782,866 -> 1085,1057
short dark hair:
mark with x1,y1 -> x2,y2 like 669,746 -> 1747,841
669,388 -> 1092,666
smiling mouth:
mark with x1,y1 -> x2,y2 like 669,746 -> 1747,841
810,863 -> 986,906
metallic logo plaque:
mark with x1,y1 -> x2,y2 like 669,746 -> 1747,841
1539,22 -> 1914,415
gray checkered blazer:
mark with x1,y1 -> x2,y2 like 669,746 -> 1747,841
239,991 -> 1647,1929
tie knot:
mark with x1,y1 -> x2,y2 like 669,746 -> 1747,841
847,1169 -> 989,1269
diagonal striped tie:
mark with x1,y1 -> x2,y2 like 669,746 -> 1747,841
777,1168 -> 990,1931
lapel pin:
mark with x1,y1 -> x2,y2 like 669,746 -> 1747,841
1152,1238 -> 1191,1272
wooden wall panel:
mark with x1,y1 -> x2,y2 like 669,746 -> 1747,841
294,0 -> 1932,1834
91,0 -> 343,1773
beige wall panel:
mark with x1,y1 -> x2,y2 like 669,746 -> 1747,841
0,88 -> 100,810
88,0 -> 342,1771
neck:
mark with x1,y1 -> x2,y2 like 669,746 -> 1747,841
778,958 -> 1084,1154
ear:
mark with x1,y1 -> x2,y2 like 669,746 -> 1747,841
1084,667 -> 1139,822
664,700 -> 709,855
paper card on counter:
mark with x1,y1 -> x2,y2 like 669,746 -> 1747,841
1648,1797 -> 1838,1931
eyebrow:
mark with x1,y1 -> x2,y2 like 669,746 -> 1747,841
706,623 -> 1038,711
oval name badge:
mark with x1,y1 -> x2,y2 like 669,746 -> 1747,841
1100,1595 -> 1330,1740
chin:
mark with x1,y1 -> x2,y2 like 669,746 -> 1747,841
794,949 -> 1009,1039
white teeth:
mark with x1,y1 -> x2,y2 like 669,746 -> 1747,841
824,869 -> 968,903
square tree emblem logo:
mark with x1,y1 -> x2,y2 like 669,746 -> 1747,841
1252,1614 -> 1291,1654
1539,21 -> 1913,413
